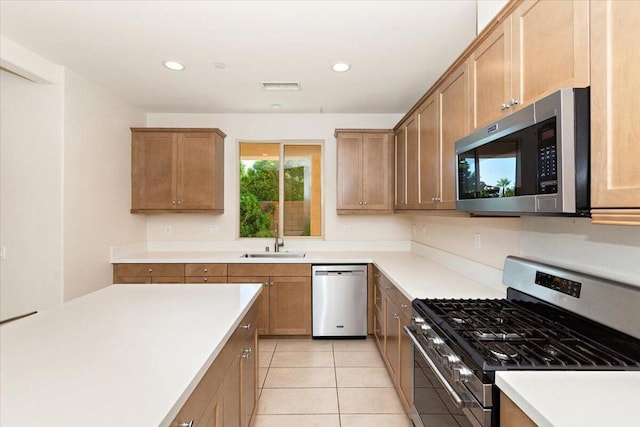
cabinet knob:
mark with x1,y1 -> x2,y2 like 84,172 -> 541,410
359,201 -> 362,205
203,268 -> 208,273
363,201 -> 367,205
177,201 -> 182,205
203,277 -> 208,282
501,103 -> 509,111
393,313 -> 399,319
177,420 -> 194,427
172,200 -> 177,205
509,98 -> 519,106
148,268 -> 153,273
264,283 -> 269,287
241,347 -> 252,359
401,303 -> 408,309
270,282 -> 274,287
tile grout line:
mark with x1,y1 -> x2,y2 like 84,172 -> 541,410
332,341 -> 342,427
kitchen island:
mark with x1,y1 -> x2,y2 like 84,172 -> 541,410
0,283 -> 262,426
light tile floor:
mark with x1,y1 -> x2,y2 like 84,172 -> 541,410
255,338 -> 414,427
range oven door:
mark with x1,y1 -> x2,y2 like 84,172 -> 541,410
405,325 -> 491,427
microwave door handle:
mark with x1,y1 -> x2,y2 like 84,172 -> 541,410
404,326 -> 465,408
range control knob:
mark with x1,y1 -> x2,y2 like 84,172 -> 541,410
453,367 -> 474,383
442,354 -> 461,366
427,337 -> 444,349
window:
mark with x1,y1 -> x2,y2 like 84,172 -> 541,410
239,142 -> 322,238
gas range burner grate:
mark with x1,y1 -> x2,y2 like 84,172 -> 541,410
414,297 -> 640,371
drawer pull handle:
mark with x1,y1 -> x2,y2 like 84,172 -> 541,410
177,420 -> 194,427
401,304 -> 408,309
239,323 -> 251,330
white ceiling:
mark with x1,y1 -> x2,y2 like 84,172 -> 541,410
0,1 -> 478,114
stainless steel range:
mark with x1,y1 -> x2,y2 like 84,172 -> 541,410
405,256 -> 640,427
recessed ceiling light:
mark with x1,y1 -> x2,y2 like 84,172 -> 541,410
332,62 -> 350,72
163,60 -> 185,71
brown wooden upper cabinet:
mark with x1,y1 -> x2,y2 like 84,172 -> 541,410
131,128 -> 225,214
395,61 -> 469,211
336,129 -> 394,214
470,0 -> 589,130
589,0 -> 640,225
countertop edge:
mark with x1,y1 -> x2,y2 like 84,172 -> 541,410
160,283 -> 263,426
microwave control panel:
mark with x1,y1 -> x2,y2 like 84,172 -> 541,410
537,121 -> 558,194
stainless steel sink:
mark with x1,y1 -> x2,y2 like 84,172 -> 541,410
240,252 -> 306,258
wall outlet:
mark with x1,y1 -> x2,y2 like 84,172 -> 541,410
206,224 -> 219,234
343,224 -> 350,234
165,225 -> 172,235
474,233 -> 482,249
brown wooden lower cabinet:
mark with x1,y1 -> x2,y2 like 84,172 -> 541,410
373,266 -> 414,412
500,391 -> 537,427
227,264 -> 312,336
172,301 -> 259,427
113,263 -> 185,284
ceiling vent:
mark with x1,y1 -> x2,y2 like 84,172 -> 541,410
261,81 -> 301,91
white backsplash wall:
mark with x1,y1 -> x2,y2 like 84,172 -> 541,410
407,214 -> 640,288
520,217 -> 640,287
406,215 -> 522,270
145,113 -> 410,249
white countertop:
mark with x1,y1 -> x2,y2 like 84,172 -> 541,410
496,371 -> 640,427
0,283 -> 262,427
111,250 -> 507,300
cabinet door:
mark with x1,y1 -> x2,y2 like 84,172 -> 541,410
399,315 -> 413,410
438,61 -> 470,209
228,276 -> 270,335
384,296 -> 400,381
362,133 -> 391,210
511,0 -> 589,108
269,276 -> 311,335
336,133 -> 364,210
590,0 -> 640,223
240,327 -> 258,427
176,132 -> 219,210
470,17 -> 511,129
417,95 -> 439,209
223,355 -> 242,427
131,131 -> 176,210
394,127 -> 406,209
404,116 -> 420,209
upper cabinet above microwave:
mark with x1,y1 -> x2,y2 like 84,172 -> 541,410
131,128 -> 226,214
469,0 -> 589,130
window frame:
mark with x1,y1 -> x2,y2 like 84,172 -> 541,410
237,139 -> 324,240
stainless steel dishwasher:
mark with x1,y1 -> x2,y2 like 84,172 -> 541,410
312,264 -> 367,338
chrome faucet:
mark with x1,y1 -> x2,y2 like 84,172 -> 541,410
274,222 -> 284,252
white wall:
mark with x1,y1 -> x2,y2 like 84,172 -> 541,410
408,214 -> 640,288
0,69 -> 65,320
63,69 -> 146,301
145,113 -> 411,251
477,0 -> 510,34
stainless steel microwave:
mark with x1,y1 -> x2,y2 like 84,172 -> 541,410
455,88 -> 590,215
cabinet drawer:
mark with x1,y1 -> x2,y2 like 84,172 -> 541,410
114,263 -> 185,277
152,276 -> 186,284
115,276 -> 152,284
227,263 -> 311,277
185,276 -> 229,284
185,263 -> 227,277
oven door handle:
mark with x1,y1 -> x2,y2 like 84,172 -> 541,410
404,325 -> 466,409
